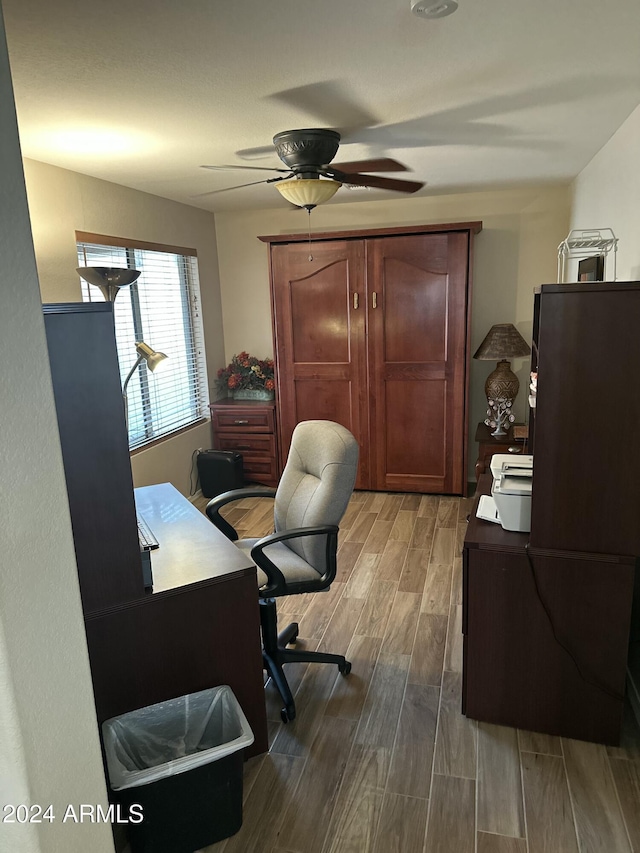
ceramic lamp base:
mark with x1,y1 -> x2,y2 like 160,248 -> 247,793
485,359 -> 519,403
484,360 -> 518,437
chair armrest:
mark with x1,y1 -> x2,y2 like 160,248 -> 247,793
251,525 -> 339,597
205,487 -> 276,541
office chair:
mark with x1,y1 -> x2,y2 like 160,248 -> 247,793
206,420 -> 359,723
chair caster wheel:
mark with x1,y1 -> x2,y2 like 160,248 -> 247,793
281,706 -> 296,724
339,660 -> 352,675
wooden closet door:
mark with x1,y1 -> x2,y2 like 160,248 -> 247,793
367,232 -> 470,494
270,240 -> 370,488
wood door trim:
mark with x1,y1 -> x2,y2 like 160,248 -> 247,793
259,221 -> 482,245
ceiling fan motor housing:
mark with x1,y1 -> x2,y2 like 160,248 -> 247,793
273,129 -> 341,176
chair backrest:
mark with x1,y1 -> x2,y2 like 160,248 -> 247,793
274,420 -> 359,573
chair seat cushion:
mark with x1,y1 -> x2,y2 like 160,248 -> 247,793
236,538 -> 322,589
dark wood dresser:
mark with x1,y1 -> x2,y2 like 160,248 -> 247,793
209,399 -> 279,487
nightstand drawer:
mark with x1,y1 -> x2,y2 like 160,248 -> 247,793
216,433 -> 275,457
211,408 -> 274,433
243,456 -> 279,483
215,435 -> 277,484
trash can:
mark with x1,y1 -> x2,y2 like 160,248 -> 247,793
102,686 -> 254,853
197,449 -> 245,498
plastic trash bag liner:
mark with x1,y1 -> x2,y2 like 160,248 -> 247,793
102,685 -> 254,791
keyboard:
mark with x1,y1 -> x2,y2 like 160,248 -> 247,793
137,514 -> 160,551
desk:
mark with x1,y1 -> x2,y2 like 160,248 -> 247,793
84,483 -> 268,758
463,475 -> 634,745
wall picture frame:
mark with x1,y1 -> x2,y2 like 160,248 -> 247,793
577,255 -> 605,282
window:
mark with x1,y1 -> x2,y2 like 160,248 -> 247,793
76,233 -> 209,450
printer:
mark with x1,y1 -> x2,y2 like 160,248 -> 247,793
478,453 -> 533,532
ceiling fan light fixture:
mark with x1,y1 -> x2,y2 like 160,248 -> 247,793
275,178 -> 341,210
411,0 -> 458,18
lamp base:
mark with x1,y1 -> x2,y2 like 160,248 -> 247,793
485,359 -> 519,402
483,360 -> 519,436
484,398 -> 515,437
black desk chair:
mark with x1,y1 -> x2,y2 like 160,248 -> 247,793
206,419 -> 359,722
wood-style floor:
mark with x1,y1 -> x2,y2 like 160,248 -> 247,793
194,490 -> 640,853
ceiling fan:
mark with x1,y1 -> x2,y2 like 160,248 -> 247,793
199,128 -> 425,209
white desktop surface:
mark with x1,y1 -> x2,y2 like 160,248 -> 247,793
134,482 -> 255,594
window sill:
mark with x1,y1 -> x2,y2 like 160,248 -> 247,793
129,418 -> 208,455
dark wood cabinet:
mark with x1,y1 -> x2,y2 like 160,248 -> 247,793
44,304 -> 268,759
529,282 -> 640,556
261,222 -> 481,494
209,399 -> 279,487
43,303 -> 144,614
463,282 -> 640,744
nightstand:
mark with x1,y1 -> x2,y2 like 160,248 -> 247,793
474,422 -> 528,481
209,399 -> 279,487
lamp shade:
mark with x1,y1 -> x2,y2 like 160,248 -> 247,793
274,178 -> 341,210
77,267 -> 142,302
135,341 -> 168,373
473,324 -> 531,360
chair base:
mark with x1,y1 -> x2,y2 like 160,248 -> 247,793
260,598 -> 351,723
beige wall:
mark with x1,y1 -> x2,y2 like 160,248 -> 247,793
22,161 -> 571,490
570,103 -> 640,281
215,185 -> 570,481
23,159 -> 222,496
0,11 -> 114,852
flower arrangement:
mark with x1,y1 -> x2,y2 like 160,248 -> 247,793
217,351 -> 275,394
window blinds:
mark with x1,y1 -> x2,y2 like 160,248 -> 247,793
77,237 -> 209,450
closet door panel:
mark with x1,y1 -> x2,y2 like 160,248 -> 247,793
293,380 -> 354,428
368,232 -> 469,494
271,240 -> 370,488
290,269 -> 349,363
383,261 -> 447,363
385,379 -> 446,481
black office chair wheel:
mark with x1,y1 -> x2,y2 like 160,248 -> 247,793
339,660 -> 352,675
281,705 -> 296,724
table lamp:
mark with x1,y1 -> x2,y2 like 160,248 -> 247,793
473,323 -> 531,437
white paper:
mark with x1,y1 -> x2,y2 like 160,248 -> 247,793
476,494 -> 501,524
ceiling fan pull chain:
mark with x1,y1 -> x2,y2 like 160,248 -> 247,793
308,210 -> 313,262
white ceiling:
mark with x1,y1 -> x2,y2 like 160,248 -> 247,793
3,0 -> 640,212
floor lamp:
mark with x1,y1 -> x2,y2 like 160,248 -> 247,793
77,266 -> 141,301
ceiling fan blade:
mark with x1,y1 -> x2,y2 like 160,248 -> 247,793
191,175 -> 289,199
335,172 -> 425,194
200,164 -> 292,174
330,158 -> 408,174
